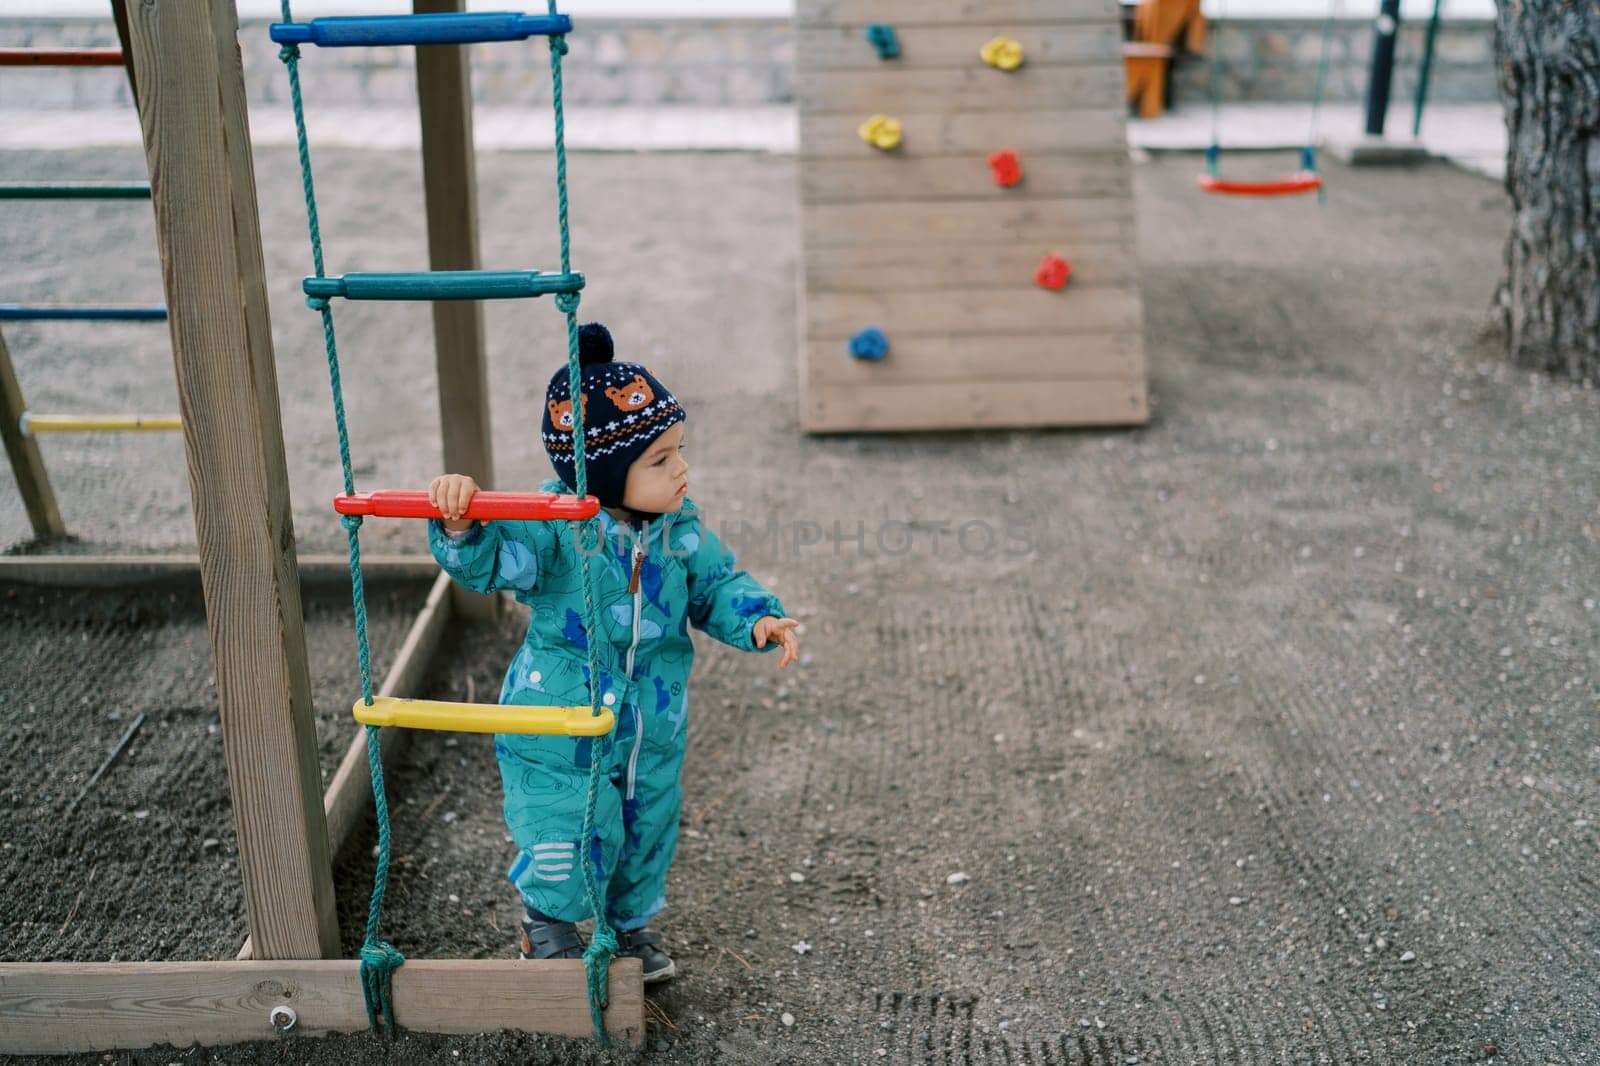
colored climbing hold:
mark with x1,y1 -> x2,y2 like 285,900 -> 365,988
858,114 -> 903,151
849,327 -> 889,361
1034,255 -> 1072,290
988,149 -> 1022,187
980,36 -> 1024,71
864,23 -> 900,60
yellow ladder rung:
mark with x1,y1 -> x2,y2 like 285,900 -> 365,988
352,696 -> 615,736
22,413 -> 181,433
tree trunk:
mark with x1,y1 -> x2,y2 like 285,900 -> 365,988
1493,0 -> 1600,384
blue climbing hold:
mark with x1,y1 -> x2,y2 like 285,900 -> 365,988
849,327 -> 889,361
864,23 -> 900,60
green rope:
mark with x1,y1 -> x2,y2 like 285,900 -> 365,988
277,0 -> 616,1042
1206,0 -> 1226,174
1206,0 -> 1338,198
545,5 -> 619,1039
1305,2 -> 1338,151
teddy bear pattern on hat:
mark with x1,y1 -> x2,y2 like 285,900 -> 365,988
541,322 -> 686,511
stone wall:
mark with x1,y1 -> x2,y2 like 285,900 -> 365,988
0,16 -> 1495,112
1168,18 -> 1497,106
0,18 -> 795,111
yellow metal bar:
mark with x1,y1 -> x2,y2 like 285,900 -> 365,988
352,696 -> 615,737
22,413 -> 181,433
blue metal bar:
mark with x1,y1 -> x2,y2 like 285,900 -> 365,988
0,183 -> 150,201
302,270 -> 584,302
0,305 -> 167,321
269,13 -> 572,49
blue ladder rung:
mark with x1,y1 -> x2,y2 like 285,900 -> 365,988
0,305 -> 167,322
303,270 -> 584,302
270,12 -> 572,49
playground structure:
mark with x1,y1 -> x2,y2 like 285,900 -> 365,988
2,0 -> 1163,1055
0,1 -> 643,1054
795,0 -> 1150,432
0,27 -> 178,542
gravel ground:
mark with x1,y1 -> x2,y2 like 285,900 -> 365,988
2,146 -> 1598,1066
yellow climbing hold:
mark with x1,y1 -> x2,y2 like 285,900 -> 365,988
352,696 -> 616,737
980,36 -> 1024,71
858,113 -> 903,150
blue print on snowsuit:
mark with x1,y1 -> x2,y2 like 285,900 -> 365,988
428,479 -> 783,931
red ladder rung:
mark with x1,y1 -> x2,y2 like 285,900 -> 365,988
333,490 -> 599,522
0,48 -> 126,67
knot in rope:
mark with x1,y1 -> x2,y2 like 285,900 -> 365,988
305,295 -> 330,312
549,34 -> 569,56
278,43 -> 300,64
358,939 -> 405,1034
582,924 -> 618,1038
341,513 -> 364,534
555,291 -> 581,314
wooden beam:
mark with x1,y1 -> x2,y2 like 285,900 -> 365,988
323,571 -> 453,848
124,0 -> 338,960
800,152 -> 1131,203
807,286 -> 1144,338
802,377 -> 1149,432
239,571 -> 455,961
797,0 -> 1120,23
797,23 -> 1123,71
0,958 -> 645,1054
806,333 -> 1146,385
804,241 -> 1140,291
796,63 -> 1125,115
800,109 -> 1129,157
0,555 -> 439,586
804,197 -> 1134,247
108,0 -> 140,109
414,0 -> 497,625
0,328 -> 66,540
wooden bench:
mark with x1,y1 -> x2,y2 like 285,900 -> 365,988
1123,42 -> 1175,119
1122,0 -> 1205,119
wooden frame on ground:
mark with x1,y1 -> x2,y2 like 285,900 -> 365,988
0,0 -> 643,1053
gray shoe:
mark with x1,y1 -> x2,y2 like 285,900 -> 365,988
615,926 -> 676,982
519,911 -> 585,961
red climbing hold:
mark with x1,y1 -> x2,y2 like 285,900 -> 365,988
988,150 -> 1022,187
1034,255 -> 1072,290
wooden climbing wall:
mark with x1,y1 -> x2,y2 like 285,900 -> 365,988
796,0 -> 1149,432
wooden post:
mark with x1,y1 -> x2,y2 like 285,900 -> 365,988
415,0 -> 498,622
0,328 -> 67,540
123,0 -> 339,960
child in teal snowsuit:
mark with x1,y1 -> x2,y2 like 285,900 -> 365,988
427,322 -> 800,981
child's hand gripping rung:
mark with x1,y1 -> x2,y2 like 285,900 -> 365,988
352,696 -> 616,736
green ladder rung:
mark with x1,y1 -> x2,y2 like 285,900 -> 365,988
303,270 -> 585,302
0,182 -> 151,200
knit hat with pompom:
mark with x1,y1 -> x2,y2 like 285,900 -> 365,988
541,322 -> 685,512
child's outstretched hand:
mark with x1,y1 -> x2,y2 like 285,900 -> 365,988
428,473 -> 480,531
753,616 -> 801,669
